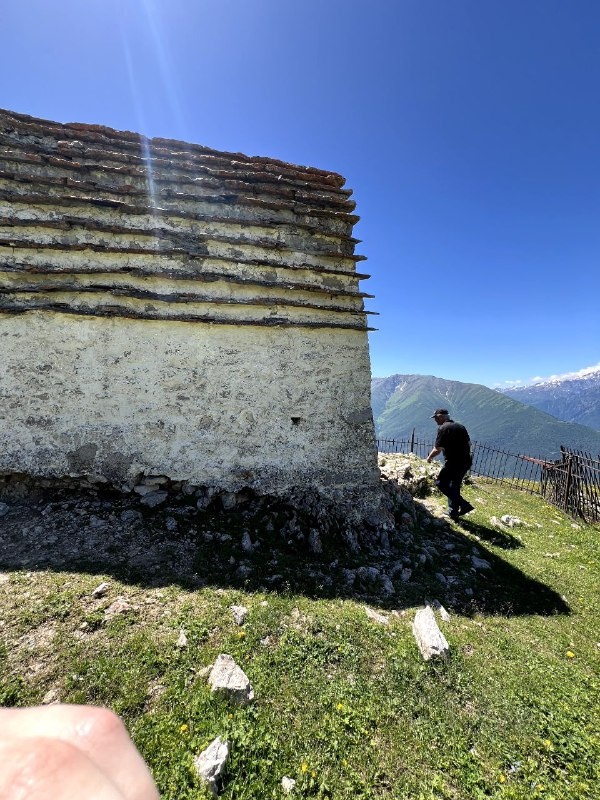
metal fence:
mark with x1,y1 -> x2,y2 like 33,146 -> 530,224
376,435 -> 600,523
540,447 -> 600,523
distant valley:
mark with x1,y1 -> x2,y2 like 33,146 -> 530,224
371,374 -> 600,459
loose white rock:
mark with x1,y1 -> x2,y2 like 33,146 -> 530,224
0,502 -> 10,517
231,605 -> 248,626
500,515 -> 523,527
412,606 -> 450,660
471,556 -> 492,570
193,737 -> 230,797
241,531 -> 253,552
208,654 -> 254,703
281,776 -> 297,793
41,688 -> 59,705
430,599 -> 451,622
176,629 -> 188,648
91,581 -> 109,599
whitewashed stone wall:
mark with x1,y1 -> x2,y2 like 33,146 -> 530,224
0,110 -> 381,519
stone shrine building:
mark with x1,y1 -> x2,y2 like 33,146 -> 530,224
0,109 -> 383,525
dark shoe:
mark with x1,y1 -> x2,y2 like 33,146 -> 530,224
458,503 -> 475,517
449,512 -> 461,523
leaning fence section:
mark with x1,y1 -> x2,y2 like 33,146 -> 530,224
376,435 -> 600,523
541,447 -> 600,523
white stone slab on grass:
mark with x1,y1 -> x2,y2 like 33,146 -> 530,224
412,606 -> 450,660
231,605 -> 249,625
193,737 -> 230,797
208,653 -> 254,703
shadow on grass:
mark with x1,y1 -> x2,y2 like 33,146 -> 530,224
0,487 -> 570,620
459,518 -> 525,550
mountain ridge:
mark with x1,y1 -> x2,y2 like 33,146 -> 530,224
372,374 -> 600,459
502,368 -> 600,431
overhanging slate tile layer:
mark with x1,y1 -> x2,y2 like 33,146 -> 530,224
0,109 -> 374,330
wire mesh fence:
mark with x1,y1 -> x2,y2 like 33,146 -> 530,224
376,434 -> 600,523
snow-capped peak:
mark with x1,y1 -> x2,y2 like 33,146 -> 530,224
529,364 -> 600,388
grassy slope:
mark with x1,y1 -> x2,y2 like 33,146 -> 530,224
1,479 -> 599,800
372,374 -> 600,458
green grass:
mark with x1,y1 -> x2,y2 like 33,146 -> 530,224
1,475 -> 599,799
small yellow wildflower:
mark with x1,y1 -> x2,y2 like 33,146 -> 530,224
543,739 -> 553,749
180,724 -> 188,733
237,630 -> 246,638
499,775 -> 506,783
336,703 -> 344,711
301,762 -> 308,773
566,651 -> 575,658
311,771 -> 316,778
228,713 -> 234,719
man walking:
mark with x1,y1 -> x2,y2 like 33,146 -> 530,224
426,409 -> 474,522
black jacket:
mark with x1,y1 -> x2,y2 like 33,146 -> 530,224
435,420 -> 472,467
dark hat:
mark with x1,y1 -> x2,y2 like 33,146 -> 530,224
431,408 -> 449,418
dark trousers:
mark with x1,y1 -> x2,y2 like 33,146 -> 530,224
435,462 -> 469,516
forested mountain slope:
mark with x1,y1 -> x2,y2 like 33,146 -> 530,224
372,374 -> 600,458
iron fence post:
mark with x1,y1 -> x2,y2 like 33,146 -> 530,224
563,454 -> 573,512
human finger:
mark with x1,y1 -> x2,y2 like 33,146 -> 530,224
0,736 -> 128,800
0,706 -> 159,800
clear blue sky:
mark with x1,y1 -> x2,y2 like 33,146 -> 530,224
2,0 -> 599,388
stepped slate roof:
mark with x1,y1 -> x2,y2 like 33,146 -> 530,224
0,109 -> 374,331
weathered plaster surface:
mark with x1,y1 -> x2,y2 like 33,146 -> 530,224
0,312 -> 378,495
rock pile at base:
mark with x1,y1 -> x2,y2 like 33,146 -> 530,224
0,471 -> 393,553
